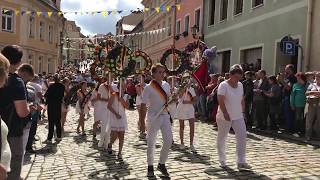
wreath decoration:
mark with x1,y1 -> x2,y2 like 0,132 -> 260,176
90,39 -> 116,83
133,50 -> 153,75
160,48 -> 191,76
105,44 -> 136,78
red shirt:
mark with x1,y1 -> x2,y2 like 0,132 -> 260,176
126,82 -> 137,96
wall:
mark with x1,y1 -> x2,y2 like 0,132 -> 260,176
204,0 -> 308,74
309,0 -> 320,71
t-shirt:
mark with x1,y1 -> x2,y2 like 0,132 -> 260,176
269,84 -> 281,105
284,74 -> 297,97
0,73 -> 28,137
27,82 -> 42,104
216,81 -> 244,121
142,81 -> 171,119
44,82 -> 65,106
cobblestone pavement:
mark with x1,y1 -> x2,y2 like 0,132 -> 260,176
23,108 -> 320,180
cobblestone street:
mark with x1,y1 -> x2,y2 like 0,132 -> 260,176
23,108 -> 320,180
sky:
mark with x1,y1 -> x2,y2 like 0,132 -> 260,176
61,0 -> 143,36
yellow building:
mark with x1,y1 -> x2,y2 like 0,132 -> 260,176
0,0 -> 64,74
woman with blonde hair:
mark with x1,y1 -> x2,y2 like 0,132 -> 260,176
0,53 -> 12,178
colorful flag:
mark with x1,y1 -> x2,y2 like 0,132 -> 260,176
192,60 -> 210,94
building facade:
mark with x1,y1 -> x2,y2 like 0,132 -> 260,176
204,0 -> 318,74
63,20 -> 84,66
0,0 -> 63,74
141,0 -> 175,64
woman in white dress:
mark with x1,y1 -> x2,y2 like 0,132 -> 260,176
107,80 -> 129,159
76,81 -> 91,135
0,53 -> 11,177
175,79 -> 197,152
61,77 -> 71,132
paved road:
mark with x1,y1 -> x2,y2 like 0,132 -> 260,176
24,108 -> 320,179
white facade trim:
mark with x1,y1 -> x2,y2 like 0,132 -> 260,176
206,0 -> 308,38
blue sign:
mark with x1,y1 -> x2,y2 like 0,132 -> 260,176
280,36 -> 296,56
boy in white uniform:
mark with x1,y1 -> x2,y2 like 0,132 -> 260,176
140,64 -> 176,177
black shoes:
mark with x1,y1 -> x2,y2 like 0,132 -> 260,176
147,165 -> 154,177
157,163 -> 169,177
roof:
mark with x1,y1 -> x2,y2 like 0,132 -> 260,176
39,0 -> 59,11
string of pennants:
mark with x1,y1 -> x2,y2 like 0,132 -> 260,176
64,27 -> 168,41
2,4 -> 181,17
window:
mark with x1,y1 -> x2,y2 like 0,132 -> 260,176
168,17 -> 172,36
49,25 -> 53,43
184,15 -> 189,32
29,17 -> 35,37
28,55 -> 33,65
209,0 -> 216,25
234,0 -> 243,15
195,9 -> 201,29
40,21 -> 45,41
2,9 -> 14,32
176,20 -> 180,35
220,0 -> 228,21
252,0 -> 264,8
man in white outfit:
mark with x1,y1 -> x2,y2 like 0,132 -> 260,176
140,63 -> 174,177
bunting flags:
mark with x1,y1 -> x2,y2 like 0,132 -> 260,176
64,27 -> 168,41
3,4 -> 181,18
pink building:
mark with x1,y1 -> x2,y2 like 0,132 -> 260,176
175,0 -> 204,61
141,0 -> 175,63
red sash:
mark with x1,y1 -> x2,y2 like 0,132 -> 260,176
150,80 -> 168,103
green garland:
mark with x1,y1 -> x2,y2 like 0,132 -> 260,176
160,48 -> 190,76
105,44 -> 136,78
133,50 -> 152,74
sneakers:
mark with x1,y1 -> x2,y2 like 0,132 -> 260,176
117,154 -> 122,160
139,132 -> 146,139
219,161 -> 227,168
43,139 -> 52,144
178,144 -> 185,150
157,163 -> 169,177
190,145 -> 196,152
238,163 -> 252,171
147,166 -> 154,177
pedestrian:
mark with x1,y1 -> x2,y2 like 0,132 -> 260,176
135,75 -> 147,139
26,75 -> 43,153
0,53 -> 11,179
61,77 -> 71,132
216,64 -> 252,171
140,63 -> 176,177
242,71 -> 254,128
0,45 -> 32,180
75,81 -> 91,136
97,79 -> 114,150
126,78 -> 136,109
264,75 -> 282,130
44,74 -> 65,143
90,83 -> 101,138
107,80 -> 129,159
305,72 -> 320,140
175,78 -> 197,152
283,64 -> 297,132
290,72 -> 307,135
253,70 -> 269,130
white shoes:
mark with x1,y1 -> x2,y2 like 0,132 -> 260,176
237,163 -> 252,171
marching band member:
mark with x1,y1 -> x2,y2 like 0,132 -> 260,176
175,77 -> 197,152
107,80 -> 129,159
76,81 -> 91,136
140,64 -> 176,177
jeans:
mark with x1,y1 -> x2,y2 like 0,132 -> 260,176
47,104 -> 62,140
283,97 -> 294,131
294,107 -> 305,133
26,111 -> 40,150
198,95 -> 207,118
7,136 -> 24,180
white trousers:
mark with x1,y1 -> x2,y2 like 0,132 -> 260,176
216,117 -> 247,164
147,114 -> 173,166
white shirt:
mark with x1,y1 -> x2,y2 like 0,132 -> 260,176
27,82 -> 42,104
97,83 -> 113,107
216,81 -> 244,121
142,81 -> 171,119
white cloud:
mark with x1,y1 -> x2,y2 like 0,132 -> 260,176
61,0 -> 143,36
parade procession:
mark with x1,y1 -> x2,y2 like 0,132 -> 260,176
0,0 -> 320,179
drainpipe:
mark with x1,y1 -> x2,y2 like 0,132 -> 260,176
201,0 -> 205,41
305,0 -> 313,71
